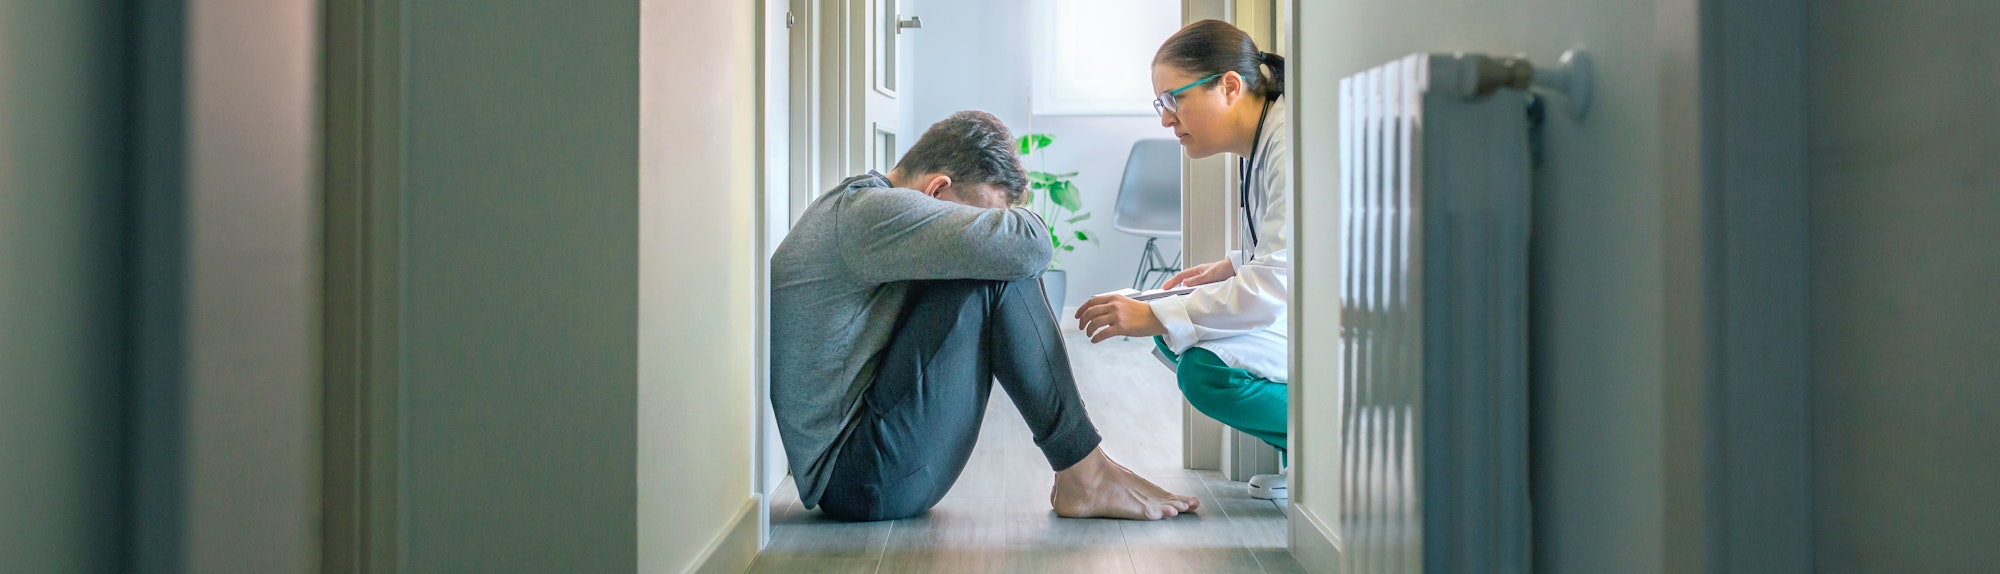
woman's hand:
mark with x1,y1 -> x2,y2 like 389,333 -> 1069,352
1163,258 -> 1236,289
1074,294 -> 1167,343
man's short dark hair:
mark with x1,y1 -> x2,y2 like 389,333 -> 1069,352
893,111 -> 1028,206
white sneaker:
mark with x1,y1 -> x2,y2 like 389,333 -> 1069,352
1248,469 -> 1289,500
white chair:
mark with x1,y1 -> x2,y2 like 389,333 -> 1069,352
1112,139 -> 1183,290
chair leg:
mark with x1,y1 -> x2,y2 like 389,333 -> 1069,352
1131,238 -> 1186,291
1132,238 -> 1158,291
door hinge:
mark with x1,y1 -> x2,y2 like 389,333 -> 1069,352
786,9 -> 795,29
897,16 -> 921,33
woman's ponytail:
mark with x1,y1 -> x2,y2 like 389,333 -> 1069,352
1154,20 -> 1284,100
1258,51 -> 1286,98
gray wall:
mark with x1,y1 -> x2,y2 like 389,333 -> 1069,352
4,1 -> 321,571
1294,1 -> 1679,571
910,1 -> 1182,308
1809,1 -> 2000,570
358,0 -> 761,569
0,2 -> 128,570
399,1 -> 641,571
6,0 -> 822,570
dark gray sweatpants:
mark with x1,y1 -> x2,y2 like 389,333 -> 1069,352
818,277 -> 1103,522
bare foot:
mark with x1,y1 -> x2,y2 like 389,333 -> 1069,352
1050,447 -> 1201,520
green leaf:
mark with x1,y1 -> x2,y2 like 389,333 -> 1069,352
1065,213 -> 1092,224
1047,171 -> 1079,179
1027,171 -> 1061,186
1062,244 -> 1076,252
1048,180 -> 1083,212
1017,134 -> 1057,155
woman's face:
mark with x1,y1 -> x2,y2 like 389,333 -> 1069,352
1153,64 -> 1237,159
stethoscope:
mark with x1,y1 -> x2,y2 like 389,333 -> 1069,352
1238,97 -> 1274,264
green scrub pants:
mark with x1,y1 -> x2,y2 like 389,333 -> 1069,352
1153,337 -> 1289,453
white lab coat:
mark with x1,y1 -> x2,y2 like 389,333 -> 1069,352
1149,96 -> 1291,382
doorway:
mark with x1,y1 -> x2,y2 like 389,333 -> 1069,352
752,0 -> 1300,569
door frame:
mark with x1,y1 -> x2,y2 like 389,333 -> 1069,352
1175,0 -> 1285,484
1660,0 -> 1814,570
322,0 -> 406,570
753,0 -> 837,550
1175,0 -> 1230,475
779,0 -> 1283,499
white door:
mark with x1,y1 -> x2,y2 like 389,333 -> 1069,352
855,0 -> 914,174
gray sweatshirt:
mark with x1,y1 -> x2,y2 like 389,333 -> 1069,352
771,172 -> 1053,510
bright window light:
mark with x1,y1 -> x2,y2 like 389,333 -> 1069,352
1030,0 -> 1183,116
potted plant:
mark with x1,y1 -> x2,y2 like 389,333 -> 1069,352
1017,133 -> 1095,311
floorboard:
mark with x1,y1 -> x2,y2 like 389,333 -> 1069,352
749,333 -> 1296,573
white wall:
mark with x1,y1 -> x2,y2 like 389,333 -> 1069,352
1294,1 -> 1682,571
640,0 -> 760,571
909,1 -> 1029,138
1809,1 -> 2000,570
0,2 -> 127,570
911,1 -> 1181,305
1023,115 -> 1183,301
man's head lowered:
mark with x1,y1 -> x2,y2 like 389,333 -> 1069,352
886,110 -> 1028,209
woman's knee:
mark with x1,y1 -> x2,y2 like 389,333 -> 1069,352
1177,368 -> 1241,408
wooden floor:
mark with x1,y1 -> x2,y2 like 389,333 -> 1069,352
750,333 -> 1303,573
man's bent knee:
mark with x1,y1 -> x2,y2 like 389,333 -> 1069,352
817,482 -> 944,522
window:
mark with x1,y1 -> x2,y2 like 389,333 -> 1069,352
1029,0 -> 1182,116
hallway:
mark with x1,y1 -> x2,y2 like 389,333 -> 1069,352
11,0 -> 2000,571
749,333 -> 1304,573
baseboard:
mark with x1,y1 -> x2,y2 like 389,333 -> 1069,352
688,497 -> 759,574
1289,501 -> 1341,572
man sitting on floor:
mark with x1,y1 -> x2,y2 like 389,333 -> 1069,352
772,110 -> 1200,522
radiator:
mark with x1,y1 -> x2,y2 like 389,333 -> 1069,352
1338,53 -> 1533,573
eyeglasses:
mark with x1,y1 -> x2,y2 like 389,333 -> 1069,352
1152,73 -> 1223,117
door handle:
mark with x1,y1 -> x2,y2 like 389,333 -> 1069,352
897,16 -> 921,33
